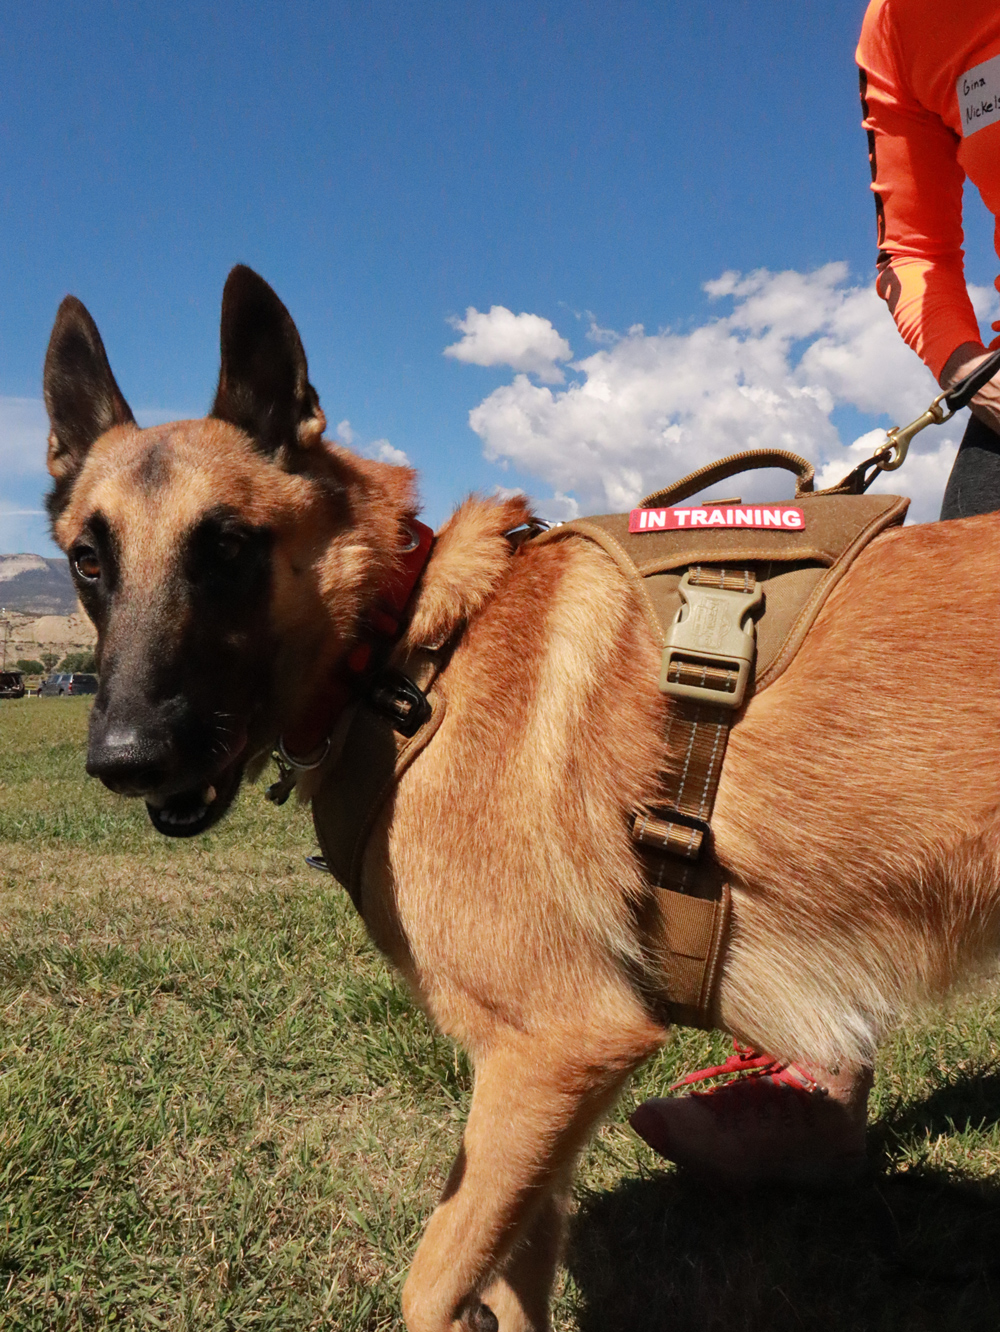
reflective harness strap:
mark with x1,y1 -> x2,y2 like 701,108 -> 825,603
630,564 -> 758,1029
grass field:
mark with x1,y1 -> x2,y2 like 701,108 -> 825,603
0,698 -> 999,1330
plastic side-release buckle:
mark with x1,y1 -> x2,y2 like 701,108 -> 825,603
659,571 -> 762,709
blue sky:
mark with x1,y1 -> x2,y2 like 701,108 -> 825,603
2,0 -> 998,555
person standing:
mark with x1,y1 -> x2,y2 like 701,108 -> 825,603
630,0 -> 1000,1184
860,0 -> 1000,517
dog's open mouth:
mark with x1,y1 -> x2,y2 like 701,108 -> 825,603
145,756 -> 244,838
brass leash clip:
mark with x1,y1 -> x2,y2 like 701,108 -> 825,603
873,392 -> 948,472
834,345 -> 1000,493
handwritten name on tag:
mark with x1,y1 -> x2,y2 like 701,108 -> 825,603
628,505 -> 805,532
958,52 -> 1000,137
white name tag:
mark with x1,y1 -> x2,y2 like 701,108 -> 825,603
957,52 -> 1000,137
629,505 -> 805,532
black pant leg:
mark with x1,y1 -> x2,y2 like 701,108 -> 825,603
940,413 -> 1000,520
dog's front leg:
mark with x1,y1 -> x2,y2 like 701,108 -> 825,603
401,1015 -> 659,1332
476,1168 -> 571,1332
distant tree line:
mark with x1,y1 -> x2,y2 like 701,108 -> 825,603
13,650 -> 97,675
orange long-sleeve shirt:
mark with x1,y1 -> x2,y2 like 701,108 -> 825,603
857,0 -> 1000,380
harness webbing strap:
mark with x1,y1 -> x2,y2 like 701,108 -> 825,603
632,811 -> 704,860
689,566 -> 757,593
660,699 -> 733,824
628,564 -> 756,1027
313,645 -> 449,911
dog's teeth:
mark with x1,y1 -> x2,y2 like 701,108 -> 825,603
202,786 -> 217,805
159,804 -> 207,827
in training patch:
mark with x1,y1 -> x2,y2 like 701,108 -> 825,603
629,505 -> 806,533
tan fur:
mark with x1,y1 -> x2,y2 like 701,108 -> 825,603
714,514 -> 1000,1064
403,495 -> 534,648
323,494 -> 999,1332
52,371 -> 1000,1332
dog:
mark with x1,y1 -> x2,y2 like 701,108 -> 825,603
42,266 -> 1000,1332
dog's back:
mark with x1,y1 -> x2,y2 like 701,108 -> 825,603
715,512 -> 1000,1064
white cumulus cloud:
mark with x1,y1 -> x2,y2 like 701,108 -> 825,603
370,439 -> 410,466
462,264 -> 987,523
335,419 -> 409,467
444,306 -> 573,384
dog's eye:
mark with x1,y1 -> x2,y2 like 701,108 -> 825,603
72,548 -> 101,582
215,533 -> 245,563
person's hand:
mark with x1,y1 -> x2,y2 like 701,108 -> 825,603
939,341 -> 1000,435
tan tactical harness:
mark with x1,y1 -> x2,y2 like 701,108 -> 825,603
312,449 -> 909,1029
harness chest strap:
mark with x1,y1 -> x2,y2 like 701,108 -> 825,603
632,564 -> 756,1029
313,646 -> 448,911
309,522 -> 550,909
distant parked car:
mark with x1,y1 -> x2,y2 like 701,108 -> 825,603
39,672 -> 98,697
0,670 -> 25,699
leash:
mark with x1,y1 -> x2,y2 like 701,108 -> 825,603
265,518 -> 436,805
831,345 -> 1000,495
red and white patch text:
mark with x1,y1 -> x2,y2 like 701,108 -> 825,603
629,504 -> 806,533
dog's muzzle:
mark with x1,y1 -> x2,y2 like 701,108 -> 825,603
87,714 -> 247,838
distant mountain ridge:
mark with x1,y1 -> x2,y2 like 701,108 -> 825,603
0,553 -> 77,615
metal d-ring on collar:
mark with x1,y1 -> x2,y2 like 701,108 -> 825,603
399,522 -> 422,554
276,734 -> 332,771
265,735 -> 333,806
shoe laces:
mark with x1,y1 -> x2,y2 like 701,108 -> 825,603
670,1041 -> 820,1097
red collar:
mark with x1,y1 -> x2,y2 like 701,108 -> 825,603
278,519 -> 435,765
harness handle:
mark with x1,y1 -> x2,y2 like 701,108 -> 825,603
639,448 -> 815,509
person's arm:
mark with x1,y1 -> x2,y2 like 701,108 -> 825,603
857,3 -> 985,383
939,341 -> 1000,435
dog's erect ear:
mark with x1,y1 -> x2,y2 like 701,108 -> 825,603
211,265 -> 326,459
43,296 -> 136,485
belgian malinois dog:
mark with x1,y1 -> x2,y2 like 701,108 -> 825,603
43,267 -> 1000,1332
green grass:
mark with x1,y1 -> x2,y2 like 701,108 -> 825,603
0,698 -> 999,1330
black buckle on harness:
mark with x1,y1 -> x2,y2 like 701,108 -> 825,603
367,669 -> 432,737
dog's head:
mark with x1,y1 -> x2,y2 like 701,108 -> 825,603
43,266 -> 417,836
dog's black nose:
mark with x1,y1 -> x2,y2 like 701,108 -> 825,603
86,725 -> 177,796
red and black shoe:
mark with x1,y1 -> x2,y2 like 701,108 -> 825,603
629,1042 -> 872,1187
